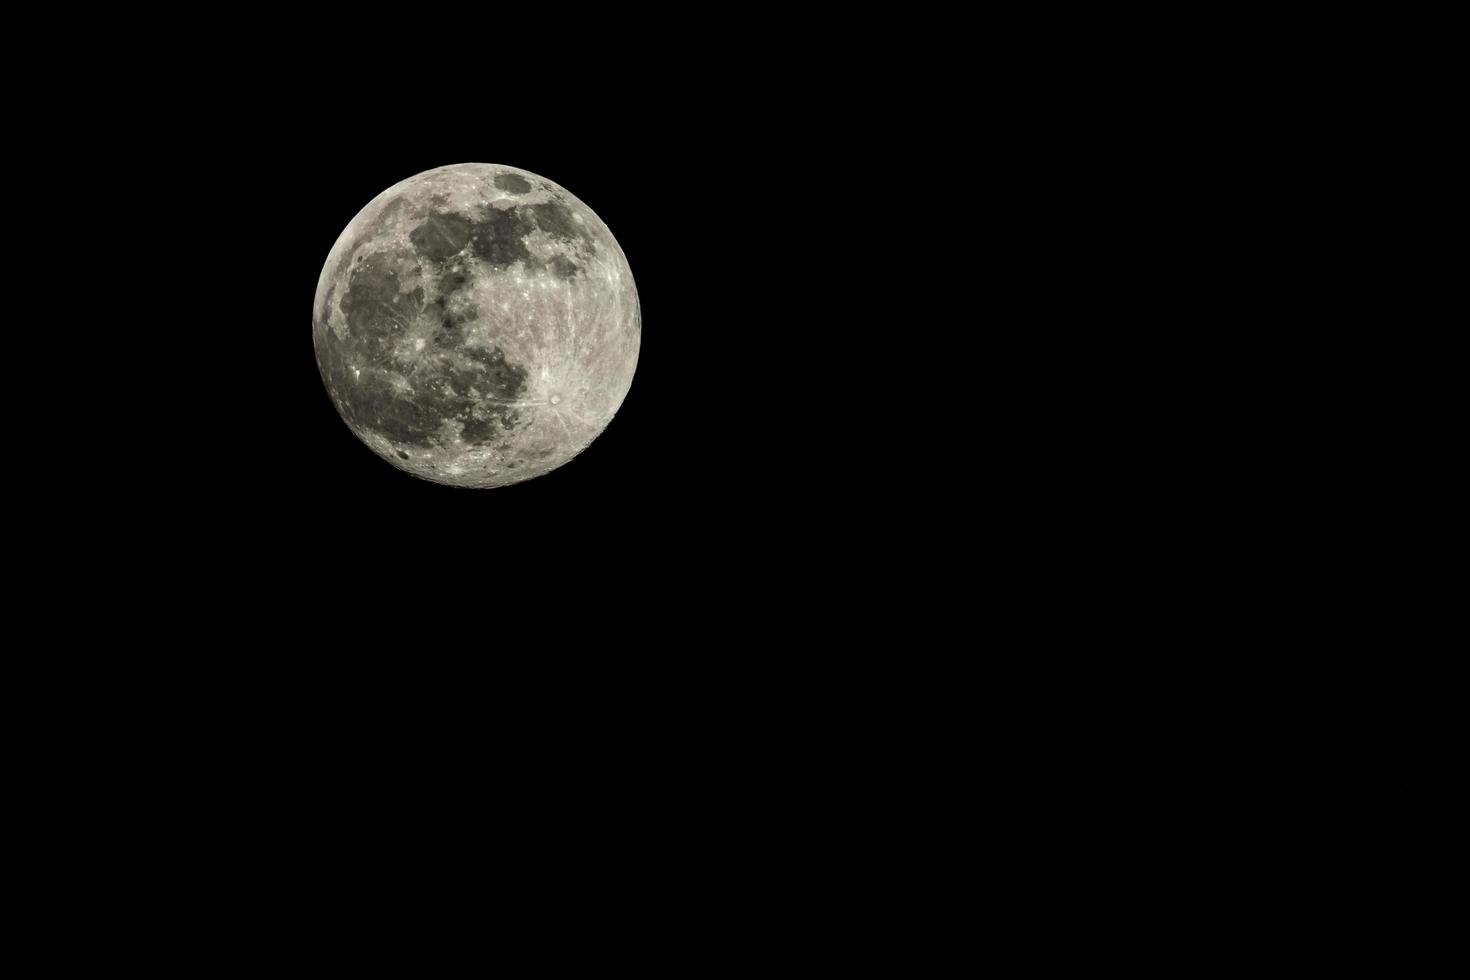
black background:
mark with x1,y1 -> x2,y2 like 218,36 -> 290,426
5,23 -> 1442,914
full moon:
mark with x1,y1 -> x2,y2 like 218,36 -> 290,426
313,163 -> 640,487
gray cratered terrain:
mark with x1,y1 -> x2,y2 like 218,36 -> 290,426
313,163 -> 640,487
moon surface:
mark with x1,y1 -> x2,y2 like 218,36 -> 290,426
313,163 -> 640,487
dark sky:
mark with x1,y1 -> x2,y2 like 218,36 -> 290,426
6,20 -> 1442,894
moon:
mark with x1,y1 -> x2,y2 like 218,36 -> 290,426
313,163 -> 640,487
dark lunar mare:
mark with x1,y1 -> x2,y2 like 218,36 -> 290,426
318,225 -> 530,448
404,199 -> 593,280
493,173 -> 532,194
468,205 -> 537,269
527,201 -> 593,246
409,212 -> 471,261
